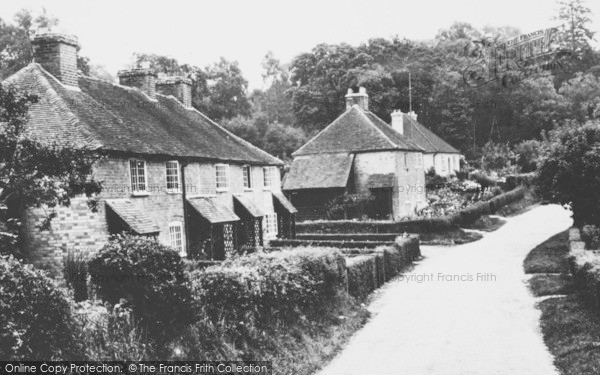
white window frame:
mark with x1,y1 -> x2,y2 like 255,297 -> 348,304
415,153 -> 423,169
168,221 -> 185,256
165,160 -> 181,193
129,159 -> 148,195
263,213 -> 278,239
243,165 -> 252,190
215,164 -> 230,191
263,166 -> 276,189
441,156 -> 448,172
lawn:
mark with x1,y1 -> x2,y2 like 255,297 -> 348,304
524,230 -> 600,375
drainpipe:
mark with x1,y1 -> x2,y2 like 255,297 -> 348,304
181,161 -> 191,255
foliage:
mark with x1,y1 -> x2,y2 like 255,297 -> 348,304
189,248 -> 347,329
536,120 -> 600,225
555,0 -> 596,59
325,192 -> 375,220
87,234 -> 196,341
0,84 -> 101,257
581,224 -> 600,249
513,139 -> 544,172
221,115 -> 307,160
63,249 -> 89,302
480,142 -> 515,172
425,168 -> 448,189
0,255 -> 81,359
73,300 -> 153,360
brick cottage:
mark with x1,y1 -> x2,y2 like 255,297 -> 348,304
3,31 -> 297,274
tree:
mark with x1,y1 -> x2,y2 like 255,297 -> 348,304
555,0 -> 595,59
196,57 -> 251,121
0,9 -> 92,79
251,52 -> 295,125
0,84 -> 101,256
536,119 -> 600,225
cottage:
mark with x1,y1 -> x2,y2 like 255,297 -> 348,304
390,110 -> 462,176
4,31 -> 297,273
283,87 -> 427,221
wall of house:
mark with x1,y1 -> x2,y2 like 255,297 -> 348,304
433,153 -> 461,177
21,156 -> 281,275
353,151 -> 426,221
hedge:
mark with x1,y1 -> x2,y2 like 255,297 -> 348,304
189,248 -> 347,326
297,187 -> 528,233
269,238 -> 393,249
345,235 -> 420,299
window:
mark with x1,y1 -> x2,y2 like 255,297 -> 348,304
243,165 -> 252,189
441,157 -> 448,172
403,153 -> 408,169
263,213 -> 278,239
169,222 -> 185,256
263,167 -> 276,188
129,159 -> 147,193
415,153 -> 423,168
166,161 -> 180,192
215,164 -> 229,190
448,157 -> 452,172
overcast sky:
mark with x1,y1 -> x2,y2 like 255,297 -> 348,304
1,0 -> 599,89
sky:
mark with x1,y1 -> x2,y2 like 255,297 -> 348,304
1,0 -> 599,89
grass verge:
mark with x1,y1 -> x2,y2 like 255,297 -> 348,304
524,230 -> 600,375
420,229 -> 483,245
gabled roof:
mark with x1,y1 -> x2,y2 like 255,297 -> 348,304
3,63 -> 282,165
402,115 -> 460,154
292,105 -> 423,156
272,191 -> 297,214
233,194 -> 264,218
105,199 -> 159,234
187,197 -> 239,224
283,153 -> 354,190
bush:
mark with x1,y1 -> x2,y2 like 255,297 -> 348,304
480,142 -> 515,172
536,120 -> 600,226
88,234 -> 196,341
581,225 -> 600,250
425,168 -> 448,189
325,192 -> 375,220
74,300 -> 152,360
346,255 -> 377,299
63,249 -> 89,301
514,139 -> 543,172
0,255 -> 81,359
190,248 -> 347,327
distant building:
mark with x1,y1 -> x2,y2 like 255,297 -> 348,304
4,31 -> 296,273
283,87 -> 427,221
390,110 -> 462,177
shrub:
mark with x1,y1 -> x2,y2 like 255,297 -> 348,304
88,234 -> 196,341
514,139 -> 543,172
582,225 -> 600,250
536,120 -> 600,226
63,249 -> 89,301
0,255 -> 81,359
190,248 -> 347,327
425,168 -> 448,189
73,300 -> 152,360
325,192 -> 374,220
480,141 -> 515,172
346,255 -> 377,299
469,171 -> 497,188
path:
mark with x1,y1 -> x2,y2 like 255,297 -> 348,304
318,204 -> 572,375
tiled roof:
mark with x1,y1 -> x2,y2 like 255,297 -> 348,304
403,115 -> 460,154
3,63 -> 282,165
187,197 -> 239,224
105,199 -> 159,234
283,153 -> 354,190
272,191 -> 298,214
233,195 -> 264,218
292,105 -> 423,156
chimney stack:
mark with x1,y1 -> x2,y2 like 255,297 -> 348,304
345,86 -> 369,111
31,31 -> 80,87
156,76 -> 193,107
391,110 -> 404,135
118,68 -> 157,99
408,111 -> 418,121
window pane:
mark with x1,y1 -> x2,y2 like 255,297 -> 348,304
130,160 -> 146,192
166,161 -> 179,190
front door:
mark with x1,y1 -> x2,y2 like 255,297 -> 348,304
370,188 -> 393,219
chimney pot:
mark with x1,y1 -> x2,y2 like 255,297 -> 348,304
118,68 -> 157,99
391,110 -> 404,135
31,31 -> 80,87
